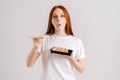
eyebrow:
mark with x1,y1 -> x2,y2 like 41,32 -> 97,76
52,13 -> 64,15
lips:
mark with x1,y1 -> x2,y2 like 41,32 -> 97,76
57,24 -> 61,27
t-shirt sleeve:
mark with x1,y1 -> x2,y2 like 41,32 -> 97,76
75,39 -> 86,59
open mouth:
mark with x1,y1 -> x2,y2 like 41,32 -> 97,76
57,24 -> 61,27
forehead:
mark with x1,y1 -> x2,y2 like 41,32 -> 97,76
53,8 -> 64,15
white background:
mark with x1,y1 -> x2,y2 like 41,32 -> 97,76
0,0 -> 120,80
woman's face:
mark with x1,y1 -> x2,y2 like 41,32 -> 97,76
52,8 -> 67,32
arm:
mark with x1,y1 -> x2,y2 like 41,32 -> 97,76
69,57 -> 85,73
26,37 -> 43,67
26,46 -> 41,67
63,55 -> 85,73
69,39 -> 86,73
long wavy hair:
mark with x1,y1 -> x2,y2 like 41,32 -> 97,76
45,5 -> 74,36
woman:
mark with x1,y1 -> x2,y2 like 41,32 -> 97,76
26,5 -> 86,80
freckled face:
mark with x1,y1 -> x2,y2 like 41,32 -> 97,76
52,8 -> 67,31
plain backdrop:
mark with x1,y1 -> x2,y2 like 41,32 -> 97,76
0,0 -> 120,80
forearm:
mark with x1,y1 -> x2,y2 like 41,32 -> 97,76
26,46 -> 40,67
69,57 -> 85,73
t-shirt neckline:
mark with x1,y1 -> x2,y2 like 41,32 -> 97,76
53,34 -> 73,39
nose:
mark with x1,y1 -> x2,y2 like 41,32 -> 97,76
56,16 -> 61,21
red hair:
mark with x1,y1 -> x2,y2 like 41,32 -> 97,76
45,5 -> 74,36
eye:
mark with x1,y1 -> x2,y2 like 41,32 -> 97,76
61,15 -> 65,17
52,15 -> 58,18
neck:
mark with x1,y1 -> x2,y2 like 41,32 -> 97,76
55,30 -> 68,36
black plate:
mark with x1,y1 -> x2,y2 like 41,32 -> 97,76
50,49 -> 73,56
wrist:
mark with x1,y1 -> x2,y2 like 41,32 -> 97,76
33,46 -> 39,50
67,56 -> 74,61
69,57 -> 75,61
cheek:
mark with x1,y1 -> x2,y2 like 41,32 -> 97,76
52,20 -> 55,25
62,18 -> 67,24
51,20 -> 57,29
62,20 -> 67,25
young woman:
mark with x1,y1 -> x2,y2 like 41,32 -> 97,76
26,5 -> 86,80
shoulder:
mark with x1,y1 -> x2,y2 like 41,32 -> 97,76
71,36 -> 85,47
72,36 -> 83,43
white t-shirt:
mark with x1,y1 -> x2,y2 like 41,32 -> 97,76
38,34 -> 86,80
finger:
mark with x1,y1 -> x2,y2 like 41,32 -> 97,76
33,39 -> 43,44
28,36 -> 43,40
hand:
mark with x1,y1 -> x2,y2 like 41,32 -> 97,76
33,36 -> 43,48
60,53 -> 74,61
